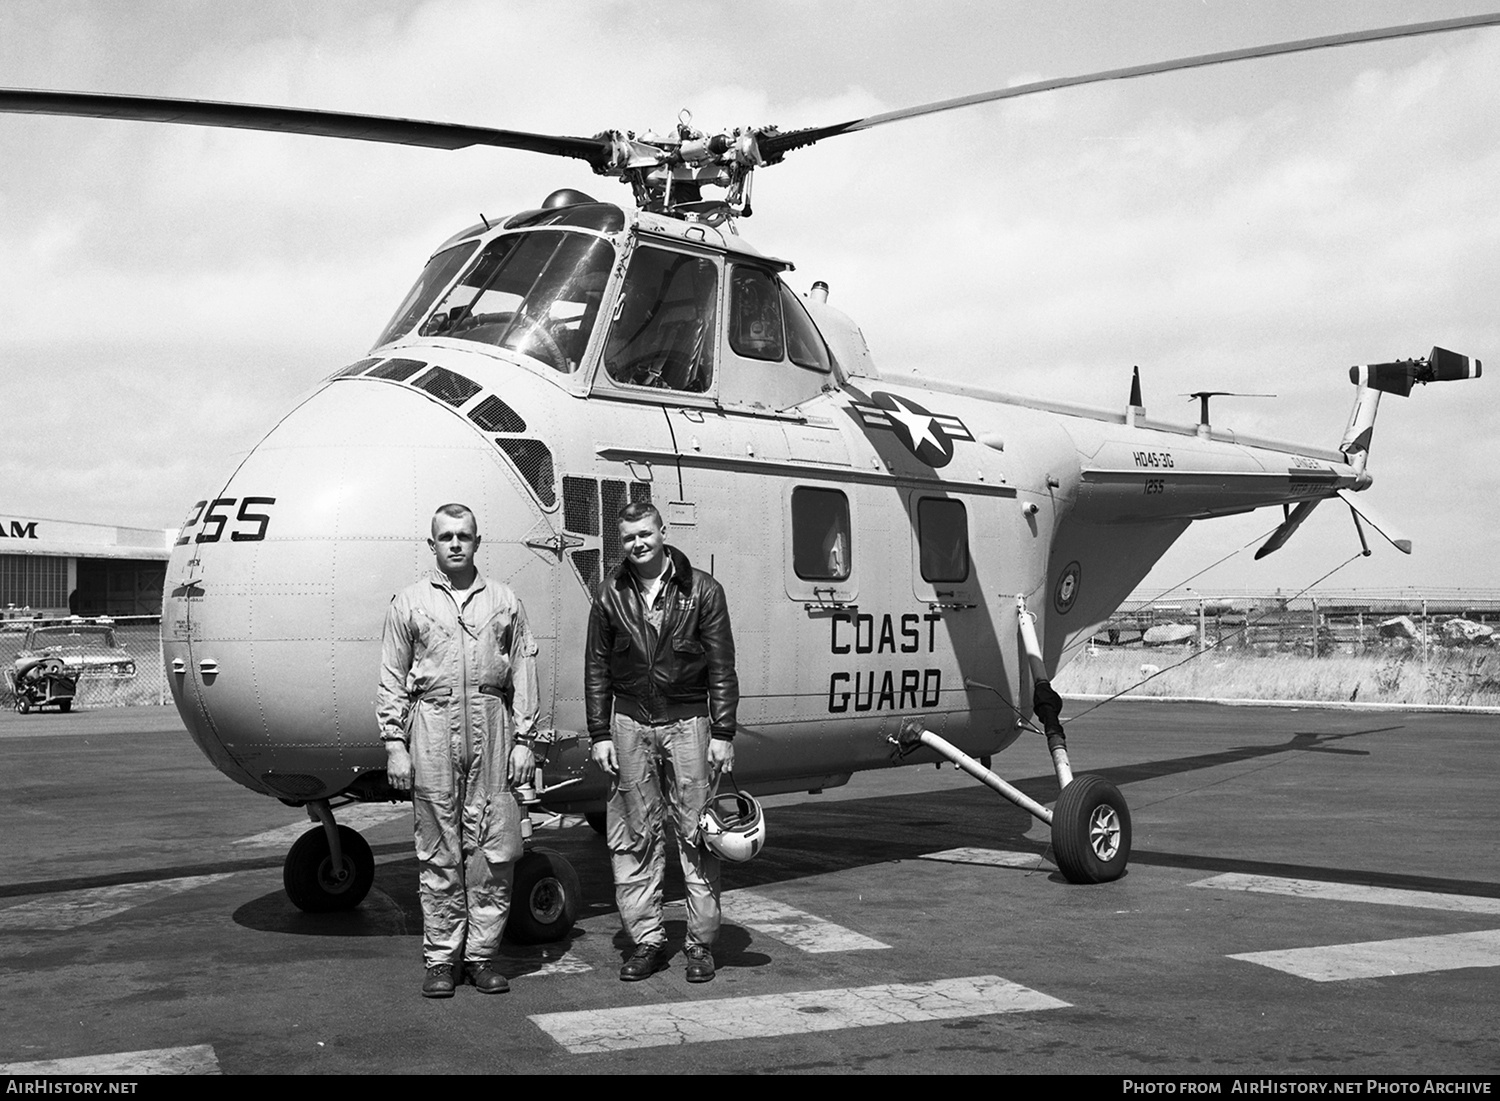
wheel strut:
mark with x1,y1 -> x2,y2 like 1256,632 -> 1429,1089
891,720 -> 1052,824
887,595 -> 1133,885
306,798 -> 349,888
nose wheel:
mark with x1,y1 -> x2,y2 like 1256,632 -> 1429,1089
283,823 -> 375,912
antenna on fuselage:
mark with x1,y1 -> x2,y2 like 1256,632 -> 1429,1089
1126,366 -> 1145,428
1185,391 -> 1275,439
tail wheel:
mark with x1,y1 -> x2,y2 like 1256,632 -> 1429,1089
506,847 -> 580,944
584,810 -> 607,836
1051,774 -> 1131,884
283,824 -> 375,912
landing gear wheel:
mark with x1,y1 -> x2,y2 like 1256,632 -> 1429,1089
1051,774 -> 1131,884
16,697 -> 30,714
585,810 -> 607,836
58,700 -> 71,713
506,847 -> 580,944
283,824 -> 375,912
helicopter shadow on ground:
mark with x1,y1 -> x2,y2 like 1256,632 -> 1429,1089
229,719 -> 1498,946
230,844 -> 770,971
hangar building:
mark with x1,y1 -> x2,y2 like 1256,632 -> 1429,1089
0,514 -> 173,618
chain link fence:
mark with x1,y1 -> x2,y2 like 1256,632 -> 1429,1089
1064,589 -> 1500,707
1088,590 -> 1500,655
1,615 -> 165,710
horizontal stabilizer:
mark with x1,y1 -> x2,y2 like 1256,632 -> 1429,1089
1337,489 -> 1412,554
1254,500 -> 1320,560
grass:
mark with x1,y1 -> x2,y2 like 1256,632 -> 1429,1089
1054,644 -> 1500,709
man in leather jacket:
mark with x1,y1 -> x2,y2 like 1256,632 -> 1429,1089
586,502 -> 737,983
378,504 -> 539,998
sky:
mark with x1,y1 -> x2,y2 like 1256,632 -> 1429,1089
2,0 -> 1498,599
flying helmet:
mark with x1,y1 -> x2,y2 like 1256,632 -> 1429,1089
698,779 -> 766,862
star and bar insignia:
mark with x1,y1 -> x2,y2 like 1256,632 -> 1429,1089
850,391 -> 974,468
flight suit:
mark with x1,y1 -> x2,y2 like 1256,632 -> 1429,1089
377,571 -> 539,968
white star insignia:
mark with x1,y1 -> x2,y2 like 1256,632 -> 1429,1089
885,398 -> 945,454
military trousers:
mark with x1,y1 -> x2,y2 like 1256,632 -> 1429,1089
605,713 -> 721,949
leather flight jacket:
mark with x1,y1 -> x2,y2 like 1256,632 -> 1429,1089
585,546 -> 738,743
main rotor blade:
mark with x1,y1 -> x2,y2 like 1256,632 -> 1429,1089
760,12 -> 1500,159
0,88 -> 610,164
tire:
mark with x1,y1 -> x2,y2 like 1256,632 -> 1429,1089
16,696 -> 30,714
283,824 -> 375,912
1051,773 -> 1131,884
584,810 -> 607,836
58,699 -> 72,713
506,847 -> 580,944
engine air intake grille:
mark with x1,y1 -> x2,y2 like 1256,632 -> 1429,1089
570,548 -> 602,593
563,476 -> 600,536
367,358 -> 426,381
496,439 -> 556,507
469,394 -> 527,433
414,366 -> 482,407
259,772 -> 328,800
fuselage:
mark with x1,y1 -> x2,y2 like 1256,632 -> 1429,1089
161,195 -> 1362,811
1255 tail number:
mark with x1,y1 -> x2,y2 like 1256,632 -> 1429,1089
175,497 -> 277,545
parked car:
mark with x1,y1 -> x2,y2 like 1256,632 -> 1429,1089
6,621 -> 137,713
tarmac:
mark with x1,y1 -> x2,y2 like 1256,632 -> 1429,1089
0,700 -> 1496,1076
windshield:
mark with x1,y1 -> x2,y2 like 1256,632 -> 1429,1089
418,230 -> 615,374
29,626 -> 118,649
372,240 -> 480,349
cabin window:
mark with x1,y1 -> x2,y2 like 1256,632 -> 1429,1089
918,498 -> 969,583
603,246 -> 718,392
728,266 -> 786,362
373,240 -> 478,349
792,487 -> 851,581
418,230 -> 614,374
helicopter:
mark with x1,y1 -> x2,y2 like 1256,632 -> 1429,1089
0,11 -> 1490,941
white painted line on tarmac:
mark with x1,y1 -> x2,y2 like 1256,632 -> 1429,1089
499,946 -> 593,976
667,889 -> 890,952
530,975 -> 1069,1053
0,875 -> 234,931
0,1043 -> 221,1074
918,847 -> 1055,870
232,803 -> 409,847
1230,929 -> 1500,982
1190,872 -> 1500,916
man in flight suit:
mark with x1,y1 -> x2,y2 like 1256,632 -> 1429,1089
378,504 -> 539,998
586,502 -> 738,983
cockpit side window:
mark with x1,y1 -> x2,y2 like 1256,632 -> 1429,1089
781,282 -> 832,373
728,266 -> 785,362
602,246 -> 718,393
418,230 -> 614,374
372,240 -> 479,350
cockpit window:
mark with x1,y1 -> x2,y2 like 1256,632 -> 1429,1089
603,246 -> 718,393
418,230 -> 615,374
781,283 -> 832,373
728,266 -> 785,362
372,240 -> 479,349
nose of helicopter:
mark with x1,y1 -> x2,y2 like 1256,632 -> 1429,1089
162,375 -> 554,801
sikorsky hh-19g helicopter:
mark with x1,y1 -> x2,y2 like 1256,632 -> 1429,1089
2,12 -> 1491,941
